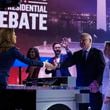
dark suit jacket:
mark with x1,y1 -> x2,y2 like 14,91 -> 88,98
0,47 -> 43,88
45,51 -> 72,77
61,48 -> 105,87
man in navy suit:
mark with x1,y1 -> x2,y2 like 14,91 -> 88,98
45,40 -> 72,77
61,33 -> 105,110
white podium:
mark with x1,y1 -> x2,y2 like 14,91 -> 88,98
37,89 -> 79,110
7,85 -> 89,110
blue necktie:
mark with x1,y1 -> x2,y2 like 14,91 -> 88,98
83,50 -> 87,61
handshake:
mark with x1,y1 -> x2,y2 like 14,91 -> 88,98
44,62 -> 58,70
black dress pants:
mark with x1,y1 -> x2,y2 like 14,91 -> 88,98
79,92 -> 102,110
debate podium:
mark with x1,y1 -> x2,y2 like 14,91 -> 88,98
5,84 -> 89,110
37,89 -> 89,110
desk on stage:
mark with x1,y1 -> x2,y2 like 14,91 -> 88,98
1,84 -> 89,110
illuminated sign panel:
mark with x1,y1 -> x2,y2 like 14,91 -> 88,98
0,0 -> 48,31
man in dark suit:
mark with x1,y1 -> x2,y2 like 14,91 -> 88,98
45,41 -> 72,77
61,33 -> 105,110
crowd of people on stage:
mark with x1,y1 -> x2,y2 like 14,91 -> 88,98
0,28 -> 110,110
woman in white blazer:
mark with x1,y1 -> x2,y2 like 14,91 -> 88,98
101,41 -> 110,110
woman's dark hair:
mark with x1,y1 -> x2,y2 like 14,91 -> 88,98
27,47 -> 40,60
105,41 -> 110,47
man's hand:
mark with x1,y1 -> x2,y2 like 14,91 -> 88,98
61,37 -> 69,49
103,96 -> 110,104
44,62 -> 57,71
89,80 -> 100,93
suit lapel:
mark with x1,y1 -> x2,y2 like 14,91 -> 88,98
86,48 -> 93,61
60,54 -> 63,63
81,48 -> 92,62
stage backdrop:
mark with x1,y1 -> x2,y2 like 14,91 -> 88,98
0,0 -> 110,84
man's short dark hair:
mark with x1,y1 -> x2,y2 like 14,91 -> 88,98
52,42 -> 61,49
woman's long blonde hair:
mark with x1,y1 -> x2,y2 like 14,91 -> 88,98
0,28 -> 16,52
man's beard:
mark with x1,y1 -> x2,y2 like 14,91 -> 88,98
55,50 -> 61,56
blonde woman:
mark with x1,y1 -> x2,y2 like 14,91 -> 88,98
101,41 -> 110,110
0,28 -> 44,89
